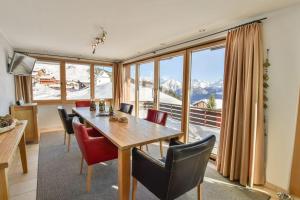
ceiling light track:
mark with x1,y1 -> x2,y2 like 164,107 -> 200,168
92,27 -> 107,54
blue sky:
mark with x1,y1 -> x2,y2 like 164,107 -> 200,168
191,47 -> 225,82
132,47 -> 225,82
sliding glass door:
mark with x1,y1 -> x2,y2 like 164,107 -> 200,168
188,46 -> 225,156
123,40 -> 226,150
138,61 -> 155,118
158,55 -> 184,131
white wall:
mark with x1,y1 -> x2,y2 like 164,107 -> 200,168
0,32 -> 15,115
38,104 -> 73,132
263,4 -> 300,191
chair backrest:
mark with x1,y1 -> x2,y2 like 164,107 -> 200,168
164,135 -> 216,199
72,117 -> 89,157
145,109 -> 168,126
119,103 -> 133,115
75,100 -> 91,107
57,106 -> 73,134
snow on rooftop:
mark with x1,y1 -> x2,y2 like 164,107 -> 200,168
192,99 -> 223,109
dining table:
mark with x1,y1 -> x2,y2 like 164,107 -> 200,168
72,107 -> 183,200
0,120 -> 28,200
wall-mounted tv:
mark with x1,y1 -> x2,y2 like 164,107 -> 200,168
8,52 -> 36,76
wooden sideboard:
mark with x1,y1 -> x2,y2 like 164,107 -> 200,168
10,103 -> 39,143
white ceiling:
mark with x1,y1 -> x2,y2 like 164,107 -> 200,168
0,0 -> 299,62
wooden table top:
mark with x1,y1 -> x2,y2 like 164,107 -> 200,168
72,107 -> 183,150
0,120 -> 27,169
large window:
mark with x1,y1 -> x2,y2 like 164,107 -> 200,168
31,59 -> 114,103
32,61 -> 61,100
188,46 -> 225,156
138,61 -> 155,118
159,55 -> 184,131
94,65 -> 113,99
124,40 -> 225,155
66,63 -> 91,100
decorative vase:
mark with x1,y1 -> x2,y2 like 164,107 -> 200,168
109,105 -> 114,116
90,100 -> 96,111
99,100 -> 105,112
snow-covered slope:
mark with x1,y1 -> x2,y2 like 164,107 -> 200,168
65,64 -> 90,82
131,83 -> 182,105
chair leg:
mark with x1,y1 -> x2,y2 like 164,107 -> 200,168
139,146 -> 142,150
145,144 -> 149,151
64,131 -> 67,145
67,134 -> 71,152
80,155 -> 84,175
132,177 -> 137,200
197,183 -> 203,200
159,141 -> 163,157
86,165 -> 93,192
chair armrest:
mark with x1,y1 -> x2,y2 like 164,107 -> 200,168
68,113 -> 77,118
169,138 -> 184,146
132,148 -> 170,197
133,148 -> 165,169
86,127 -> 102,137
84,137 -> 118,165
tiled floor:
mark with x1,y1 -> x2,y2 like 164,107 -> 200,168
6,137 -> 300,200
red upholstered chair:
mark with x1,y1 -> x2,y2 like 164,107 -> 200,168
75,100 -> 91,107
144,109 -> 168,157
145,109 -> 168,126
72,117 -> 118,192
75,100 -> 92,124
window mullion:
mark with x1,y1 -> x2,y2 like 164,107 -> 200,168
90,64 -> 95,99
60,61 -> 66,103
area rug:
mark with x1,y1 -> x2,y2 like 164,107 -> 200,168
37,132 -> 270,200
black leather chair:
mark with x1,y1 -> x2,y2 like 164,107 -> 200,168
119,103 -> 133,115
131,135 -> 216,200
57,106 -> 76,152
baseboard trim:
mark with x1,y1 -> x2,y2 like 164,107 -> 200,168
265,182 -> 289,193
40,128 -> 64,133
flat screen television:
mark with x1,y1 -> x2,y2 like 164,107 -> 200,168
9,52 -> 36,76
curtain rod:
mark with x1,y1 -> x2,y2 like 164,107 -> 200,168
15,51 -> 117,64
125,17 -> 267,61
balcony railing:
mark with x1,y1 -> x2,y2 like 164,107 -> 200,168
140,101 -> 222,129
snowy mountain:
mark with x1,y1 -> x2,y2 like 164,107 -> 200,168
191,79 -> 210,88
159,79 -> 223,104
161,79 -> 182,92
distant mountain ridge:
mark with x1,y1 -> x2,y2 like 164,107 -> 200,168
159,79 -> 223,104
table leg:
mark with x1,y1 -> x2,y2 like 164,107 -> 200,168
0,169 -> 8,200
18,134 -> 28,173
118,148 -> 131,200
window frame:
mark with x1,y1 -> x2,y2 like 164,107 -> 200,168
122,39 -> 226,143
93,64 -> 114,100
31,60 -> 62,102
31,56 -> 114,105
65,62 -> 92,101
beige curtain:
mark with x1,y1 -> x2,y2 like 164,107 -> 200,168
14,76 -> 32,103
217,23 -> 265,186
113,63 -> 124,109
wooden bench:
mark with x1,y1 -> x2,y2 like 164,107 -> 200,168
0,120 -> 28,200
